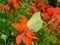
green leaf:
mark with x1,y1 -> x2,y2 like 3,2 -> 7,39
31,41 -> 39,45
49,24 -> 57,34
27,12 -> 43,32
47,34 -> 57,44
0,0 -> 8,4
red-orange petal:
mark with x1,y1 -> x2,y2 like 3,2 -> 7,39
29,6 -> 38,15
18,16 -> 27,33
16,35 -> 21,44
8,0 -> 19,8
20,16 -> 28,24
26,30 -> 35,37
43,13 -> 50,21
31,37 -> 39,41
13,3 -> 19,8
12,22 -> 20,30
18,24 -> 26,33
57,16 -> 60,25
21,36 -> 31,45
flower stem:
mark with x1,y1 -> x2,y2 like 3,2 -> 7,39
57,0 -> 59,7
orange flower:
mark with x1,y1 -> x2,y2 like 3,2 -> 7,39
8,0 -> 19,8
15,32 -> 31,45
51,14 -> 58,20
4,5 -> 11,10
26,30 -> 39,41
16,34 -> 31,45
57,16 -> 60,25
47,8 -> 52,15
34,0 -> 44,6
51,8 -> 60,15
46,8 -> 60,16
21,36 -> 31,45
15,30 -> 38,45
43,13 -> 50,21
50,14 -> 60,25
12,16 -> 27,33
12,22 -> 20,30
29,5 -> 38,15
42,4 -> 50,13
20,16 -> 28,24
26,30 -> 35,37
38,0 -> 44,6
12,16 -> 38,45
16,35 -> 21,44
0,4 -> 5,10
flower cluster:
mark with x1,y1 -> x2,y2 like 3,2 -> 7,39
12,16 -> 38,45
0,0 -> 60,45
29,0 -> 60,33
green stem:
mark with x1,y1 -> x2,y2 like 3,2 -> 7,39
49,23 -> 57,34
57,0 -> 59,7
55,33 -> 60,36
